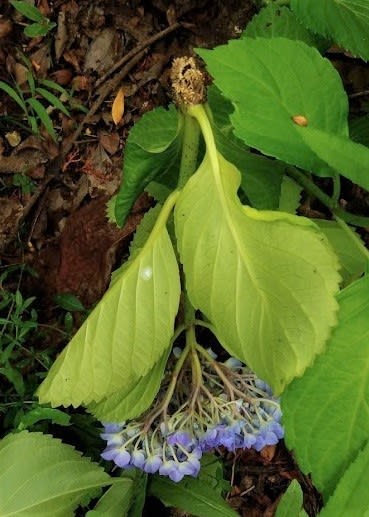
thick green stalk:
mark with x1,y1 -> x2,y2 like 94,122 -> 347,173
286,166 -> 369,227
177,112 -> 200,189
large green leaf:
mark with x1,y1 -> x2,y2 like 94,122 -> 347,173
244,5 -> 320,47
0,431 -> 114,516
291,0 -> 369,61
175,110 -> 340,394
315,219 -> 367,286
149,475 -> 238,517
38,192 -> 181,407
197,38 -> 348,177
88,348 -> 169,421
282,275 -> 369,499
275,480 -> 307,517
207,86 -> 284,210
115,105 -> 182,226
320,438 -> 369,517
296,126 -> 369,191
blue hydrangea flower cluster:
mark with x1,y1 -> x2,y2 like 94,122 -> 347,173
100,351 -> 284,482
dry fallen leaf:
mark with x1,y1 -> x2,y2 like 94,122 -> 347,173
111,87 -> 125,125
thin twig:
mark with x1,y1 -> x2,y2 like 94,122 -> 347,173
95,22 -> 182,88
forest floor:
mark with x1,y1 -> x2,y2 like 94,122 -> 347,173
1,1 -> 369,516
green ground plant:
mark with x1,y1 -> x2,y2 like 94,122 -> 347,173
10,0 -> 56,38
1,0 -> 369,515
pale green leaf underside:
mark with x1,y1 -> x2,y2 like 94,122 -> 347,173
88,349 -> 169,422
174,152 -> 340,394
38,197 -> 181,407
320,438 -> 369,517
197,38 -> 348,177
275,480 -> 306,517
291,0 -> 369,61
282,276 -> 369,499
315,219 -> 367,287
149,475 -> 238,517
0,431 -> 113,517
244,5 -> 319,48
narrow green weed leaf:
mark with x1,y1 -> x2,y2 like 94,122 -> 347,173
149,475 -> 238,517
320,439 -> 369,517
37,192 -> 181,407
10,1 -> 43,22
87,479 -> 134,516
282,275 -> 369,499
26,97 -> 57,141
54,293 -> 86,312
88,349 -> 169,422
38,78 -> 69,96
175,147 -> 340,394
0,80 -> 26,112
24,23 -> 49,37
36,87 -> 71,116
296,126 -> 369,191
244,5 -> 319,47
0,431 -> 114,516
197,38 -> 348,177
315,219 -> 367,286
291,0 -> 369,61
207,86 -> 284,210
115,105 -> 182,227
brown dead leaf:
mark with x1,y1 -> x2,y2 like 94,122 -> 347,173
55,10 -> 68,61
51,69 -> 72,86
0,18 -> 13,38
111,87 -> 125,125
260,445 -> 277,462
84,27 -> 120,73
0,198 -> 23,252
99,130 -> 120,155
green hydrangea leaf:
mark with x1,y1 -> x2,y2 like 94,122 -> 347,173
350,115 -> 369,148
244,4 -> 320,48
88,348 -> 169,422
278,176 -> 302,213
282,275 -> 369,499
115,105 -> 182,226
87,479 -> 134,517
149,475 -> 238,517
315,219 -> 367,287
275,480 -> 307,517
291,0 -> 369,61
320,438 -> 369,517
38,192 -> 181,407
0,431 -> 114,516
175,109 -> 340,394
296,126 -> 369,191
197,38 -> 348,177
